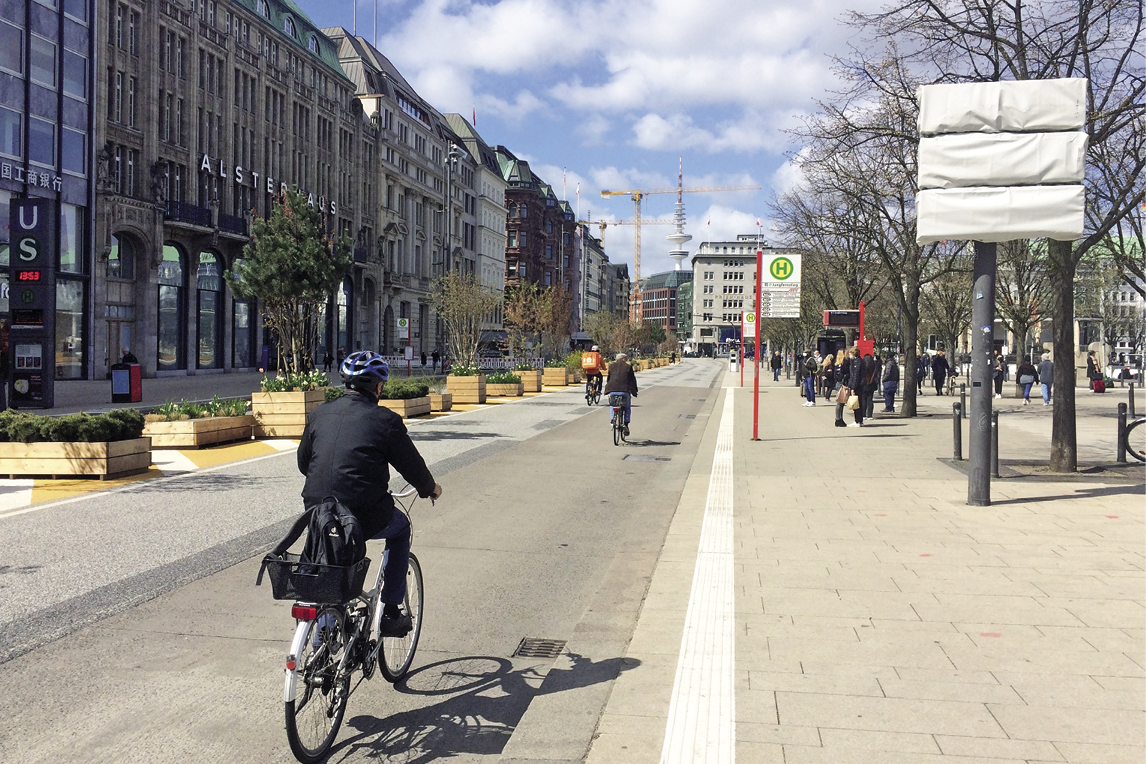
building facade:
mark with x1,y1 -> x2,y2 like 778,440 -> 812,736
675,280 -> 692,344
637,269 -> 691,334
1,0 -> 96,381
608,263 -> 630,316
691,236 -> 796,355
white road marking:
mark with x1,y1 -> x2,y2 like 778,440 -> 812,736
660,387 -> 736,764
150,450 -> 199,475
0,480 -> 35,512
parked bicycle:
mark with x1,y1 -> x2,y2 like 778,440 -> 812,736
259,487 -> 426,764
1125,416 -> 1145,463
585,375 -> 601,406
610,392 -> 628,446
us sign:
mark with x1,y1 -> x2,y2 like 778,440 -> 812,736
9,197 -> 56,408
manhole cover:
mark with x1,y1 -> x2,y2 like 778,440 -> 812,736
623,454 -> 671,462
513,638 -> 566,659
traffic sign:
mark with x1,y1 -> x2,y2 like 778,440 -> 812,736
759,253 -> 801,318
744,312 -> 756,325
397,317 -> 410,339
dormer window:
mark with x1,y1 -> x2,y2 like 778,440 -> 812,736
308,35 -> 318,54
283,17 -> 296,37
256,0 -> 268,17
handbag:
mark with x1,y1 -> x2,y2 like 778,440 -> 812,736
1019,374 -> 1035,385
845,394 -> 860,411
836,386 -> 851,405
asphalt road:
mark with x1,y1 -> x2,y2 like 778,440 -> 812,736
0,359 -> 725,764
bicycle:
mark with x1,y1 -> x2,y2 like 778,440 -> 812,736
609,393 -> 628,446
585,375 -> 601,406
260,487 -> 426,764
1125,416 -> 1145,463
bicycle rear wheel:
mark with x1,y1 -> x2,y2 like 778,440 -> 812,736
613,416 -> 621,446
285,606 -> 351,764
379,553 -> 424,682
1126,419 -> 1145,462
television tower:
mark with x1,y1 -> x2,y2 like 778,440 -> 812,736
666,158 -> 692,270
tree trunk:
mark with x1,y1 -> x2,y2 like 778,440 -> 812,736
1048,239 -> 1078,473
901,319 -> 919,417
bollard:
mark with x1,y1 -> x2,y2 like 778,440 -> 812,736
1130,383 -> 1137,418
960,383 -> 967,419
953,402 -> 963,461
991,410 -> 1000,478
1117,403 -> 1127,464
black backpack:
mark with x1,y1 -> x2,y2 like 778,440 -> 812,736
264,497 -> 366,570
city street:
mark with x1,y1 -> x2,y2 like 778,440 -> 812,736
0,359 -> 1142,763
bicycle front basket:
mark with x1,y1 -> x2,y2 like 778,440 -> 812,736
260,553 -> 371,603
609,393 -> 627,408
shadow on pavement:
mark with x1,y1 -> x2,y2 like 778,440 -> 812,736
989,483 -> 1145,505
410,431 -> 508,442
627,439 -> 681,447
131,473 -> 292,492
334,652 -> 639,763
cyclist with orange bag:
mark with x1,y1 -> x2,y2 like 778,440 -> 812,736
581,345 -> 604,402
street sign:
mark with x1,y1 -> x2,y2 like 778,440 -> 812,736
9,198 -> 55,408
759,253 -> 801,318
744,312 -> 756,325
396,317 -> 409,340
823,310 -> 861,328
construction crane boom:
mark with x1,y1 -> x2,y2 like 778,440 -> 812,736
576,218 -> 672,247
598,183 -> 760,320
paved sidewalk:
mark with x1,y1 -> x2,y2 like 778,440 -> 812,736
587,371 -> 1145,763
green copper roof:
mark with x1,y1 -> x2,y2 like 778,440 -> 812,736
231,0 -> 352,84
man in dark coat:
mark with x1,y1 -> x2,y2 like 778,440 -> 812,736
932,350 -> 951,395
604,352 -> 639,434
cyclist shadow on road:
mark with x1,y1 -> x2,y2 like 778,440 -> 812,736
334,652 -> 639,763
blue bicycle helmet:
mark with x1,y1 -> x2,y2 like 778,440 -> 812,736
340,350 -> 389,389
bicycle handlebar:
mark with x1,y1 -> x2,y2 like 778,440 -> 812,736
390,487 -> 418,498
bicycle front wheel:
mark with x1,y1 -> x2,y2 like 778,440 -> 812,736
285,606 -> 351,764
1126,419 -> 1146,463
380,553 -> 424,682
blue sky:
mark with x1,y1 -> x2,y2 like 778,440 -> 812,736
295,0 -> 880,277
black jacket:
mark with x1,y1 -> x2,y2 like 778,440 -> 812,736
770,355 -> 783,370
604,360 -> 639,396
847,356 -> 864,391
297,390 -> 436,537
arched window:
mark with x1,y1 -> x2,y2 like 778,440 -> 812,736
283,17 -> 295,37
196,250 -> 222,369
256,0 -> 268,17
158,243 -> 186,371
108,233 -> 134,279
336,277 -> 352,353
308,35 -> 318,54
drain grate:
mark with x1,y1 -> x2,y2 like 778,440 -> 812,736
678,414 -> 696,419
513,638 -> 566,659
623,454 -> 671,462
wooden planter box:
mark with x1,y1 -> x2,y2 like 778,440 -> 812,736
0,437 -> 152,479
520,370 -> 543,392
379,396 -> 431,418
448,374 -> 486,404
487,382 -> 524,397
252,390 -> 325,438
144,415 -> 254,449
429,392 -> 453,411
542,368 -> 568,387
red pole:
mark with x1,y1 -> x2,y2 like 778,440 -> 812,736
859,300 -> 866,345
407,323 -> 411,377
740,314 -> 745,387
753,249 -> 762,440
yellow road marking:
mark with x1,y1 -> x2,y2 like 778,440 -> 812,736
183,440 -> 279,468
30,466 -> 162,505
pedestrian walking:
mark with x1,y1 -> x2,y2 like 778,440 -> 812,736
881,354 -> 899,412
1017,357 -> 1038,405
1086,350 -> 1101,392
771,351 -> 782,381
432,349 -> 440,372
1037,352 -> 1054,405
993,350 -> 1005,398
420,351 -> 427,368
932,350 -> 951,395
323,351 -> 334,373
802,352 -> 818,406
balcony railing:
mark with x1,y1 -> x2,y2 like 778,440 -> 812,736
165,201 -> 211,227
219,213 -> 247,236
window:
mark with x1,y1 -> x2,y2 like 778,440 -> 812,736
0,21 -> 22,74
62,128 -> 85,175
520,231 -> 527,247
0,107 -> 20,157
127,77 -> 136,126
197,251 -> 222,368
62,49 -> 86,98
158,244 -> 186,371
63,0 -> 85,20
129,10 -> 138,54
59,204 -> 84,273
108,234 -> 134,279
30,35 -> 56,87
56,279 -> 85,379
283,17 -> 295,37
28,117 -> 55,166
308,35 -> 318,54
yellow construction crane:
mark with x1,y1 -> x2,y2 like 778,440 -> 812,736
599,182 -> 760,319
577,218 -> 672,248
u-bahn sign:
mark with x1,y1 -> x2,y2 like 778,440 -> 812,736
9,197 -> 56,408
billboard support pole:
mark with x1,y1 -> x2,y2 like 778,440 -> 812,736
968,240 -> 997,506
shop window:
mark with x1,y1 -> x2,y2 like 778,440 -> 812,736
158,244 -> 185,370
55,280 -> 85,379
197,251 -> 222,368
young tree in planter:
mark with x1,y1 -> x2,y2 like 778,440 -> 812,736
540,285 -> 574,359
432,271 -> 500,370
504,282 -> 545,358
226,189 -> 351,375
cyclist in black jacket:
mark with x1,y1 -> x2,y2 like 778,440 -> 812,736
298,350 -> 442,636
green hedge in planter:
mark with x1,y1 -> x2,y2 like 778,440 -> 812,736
486,371 -> 522,384
0,408 -> 145,443
325,387 -> 345,402
381,379 -> 430,400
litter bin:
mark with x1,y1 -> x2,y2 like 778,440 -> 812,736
110,363 -> 142,403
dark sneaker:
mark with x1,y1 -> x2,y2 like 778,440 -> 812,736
623,424 -> 630,437
378,612 -> 412,638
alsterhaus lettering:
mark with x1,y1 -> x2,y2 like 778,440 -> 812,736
197,153 -> 338,216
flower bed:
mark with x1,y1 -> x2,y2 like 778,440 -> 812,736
448,368 -> 486,404
143,397 -> 252,448
0,409 -> 150,478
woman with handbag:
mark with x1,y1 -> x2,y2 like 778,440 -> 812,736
834,350 -> 853,427
846,348 -> 866,427
1017,357 -> 1038,405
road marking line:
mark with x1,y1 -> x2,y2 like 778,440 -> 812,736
660,387 -> 735,764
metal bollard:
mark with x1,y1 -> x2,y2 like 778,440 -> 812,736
1130,383 -> 1137,418
953,402 -> 963,461
991,410 -> 1000,478
1117,403 -> 1127,464
960,383 -> 967,419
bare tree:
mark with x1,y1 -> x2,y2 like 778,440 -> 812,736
921,248 -> 974,359
851,0 -> 1146,470
995,240 -> 1053,362
431,272 -> 501,370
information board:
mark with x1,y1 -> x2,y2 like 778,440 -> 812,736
758,253 -> 802,318
9,198 -> 55,408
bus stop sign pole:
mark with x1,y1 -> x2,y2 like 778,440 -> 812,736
753,249 -> 762,441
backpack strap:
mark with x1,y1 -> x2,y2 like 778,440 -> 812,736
255,507 -> 314,586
